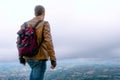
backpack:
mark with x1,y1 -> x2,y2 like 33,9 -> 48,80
16,20 -> 43,57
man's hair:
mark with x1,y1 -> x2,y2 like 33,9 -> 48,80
34,5 -> 45,16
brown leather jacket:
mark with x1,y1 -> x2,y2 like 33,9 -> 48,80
22,17 -> 56,61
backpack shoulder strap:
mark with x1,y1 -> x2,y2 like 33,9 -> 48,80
23,20 -> 43,29
24,22 -> 28,29
20,22 -> 28,29
33,20 -> 43,29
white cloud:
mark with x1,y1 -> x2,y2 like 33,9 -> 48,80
0,0 -> 120,61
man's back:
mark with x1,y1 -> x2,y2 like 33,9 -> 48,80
23,16 -> 56,61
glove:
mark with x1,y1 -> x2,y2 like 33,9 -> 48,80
19,57 -> 26,65
51,60 -> 57,68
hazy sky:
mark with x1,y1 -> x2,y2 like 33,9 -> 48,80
0,0 -> 120,61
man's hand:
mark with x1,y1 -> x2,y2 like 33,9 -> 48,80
50,60 -> 57,69
19,57 -> 26,65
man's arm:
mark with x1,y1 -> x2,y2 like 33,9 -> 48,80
43,21 -> 57,68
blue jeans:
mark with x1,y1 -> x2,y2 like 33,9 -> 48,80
27,60 -> 47,80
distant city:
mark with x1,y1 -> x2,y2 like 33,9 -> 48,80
0,59 -> 120,80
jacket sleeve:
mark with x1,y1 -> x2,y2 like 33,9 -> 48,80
43,21 -> 56,61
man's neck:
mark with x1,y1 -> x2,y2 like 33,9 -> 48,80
36,15 -> 44,20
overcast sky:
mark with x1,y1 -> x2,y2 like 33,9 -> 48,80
0,0 -> 120,61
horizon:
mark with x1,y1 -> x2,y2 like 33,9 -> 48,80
0,58 -> 120,64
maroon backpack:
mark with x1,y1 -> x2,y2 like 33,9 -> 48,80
16,20 -> 43,57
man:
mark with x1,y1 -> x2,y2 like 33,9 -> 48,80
19,5 -> 57,80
